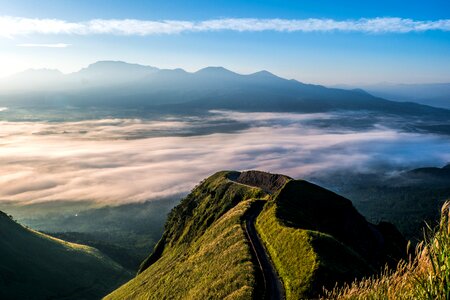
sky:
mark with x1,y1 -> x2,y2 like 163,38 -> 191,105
0,0 -> 449,84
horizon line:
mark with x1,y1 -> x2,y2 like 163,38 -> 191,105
2,60 -> 450,86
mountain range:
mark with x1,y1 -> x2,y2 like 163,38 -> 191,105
335,82 -> 450,109
1,61 -> 449,122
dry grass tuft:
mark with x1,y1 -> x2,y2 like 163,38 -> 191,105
322,200 -> 450,300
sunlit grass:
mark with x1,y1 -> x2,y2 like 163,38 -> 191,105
322,200 -> 450,299
255,182 -> 375,299
256,201 -> 318,298
106,172 -> 267,300
106,200 -> 258,300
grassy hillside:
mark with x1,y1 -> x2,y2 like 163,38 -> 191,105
1,198 -> 179,272
255,180 -> 406,299
107,172 -> 267,299
107,200 -> 258,300
107,171 -> 406,299
323,200 -> 450,299
256,201 -> 372,298
0,211 -> 131,300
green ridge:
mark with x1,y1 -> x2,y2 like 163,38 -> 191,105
107,171 -> 406,299
256,179 -> 406,299
107,171 -> 266,299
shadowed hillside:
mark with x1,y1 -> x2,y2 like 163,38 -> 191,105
324,200 -> 450,299
255,180 -> 406,298
0,211 -> 131,300
310,164 -> 450,241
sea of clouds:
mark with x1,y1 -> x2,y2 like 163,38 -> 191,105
0,111 -> 448,205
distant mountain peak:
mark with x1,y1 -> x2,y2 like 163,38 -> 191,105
82,60 -> 158,71
162,67 -> 188,74
250,70 -> 278,78
90,60 -> 127,65
71,61 -> 159,85
195,66 -> 238,76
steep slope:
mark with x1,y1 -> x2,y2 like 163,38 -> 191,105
324,201 -> 450,299
255,180 -> 406,298
107,171 -> 268,299
107,170 -> 406,299
0,211 -> 131,300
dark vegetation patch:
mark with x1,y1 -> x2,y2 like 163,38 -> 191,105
231,170 -> 292,194
274,180 -> 407,269
310,164 -> 450,241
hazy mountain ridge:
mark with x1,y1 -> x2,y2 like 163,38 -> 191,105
1,61 -> 449,122
335,82 -> 450,109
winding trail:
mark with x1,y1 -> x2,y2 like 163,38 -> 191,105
244,201 -> 285,300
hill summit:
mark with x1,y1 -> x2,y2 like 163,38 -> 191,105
107,170 -> 406,299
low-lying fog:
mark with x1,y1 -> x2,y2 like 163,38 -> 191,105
1,110 -> 449,205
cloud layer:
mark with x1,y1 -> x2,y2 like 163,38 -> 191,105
0,111 -> 448,205
1,16 -> 449,37
16,43 -> 71,48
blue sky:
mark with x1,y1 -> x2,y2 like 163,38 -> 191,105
0,0 -> 449,84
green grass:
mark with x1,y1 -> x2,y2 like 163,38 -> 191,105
2,198 -> 179,272
322,200 -> 450,299
106,199 -> 259,300
139,171 -> 266,273
107,171 -> 268,299
254,179 -> 401,299
255,201 -> 317,298
255,200 -> 372,299
107,171 -> 406,299
0,211 -> 131,300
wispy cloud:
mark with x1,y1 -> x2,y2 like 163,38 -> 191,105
0,16 -> 449,37
16,43 -> 71,48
